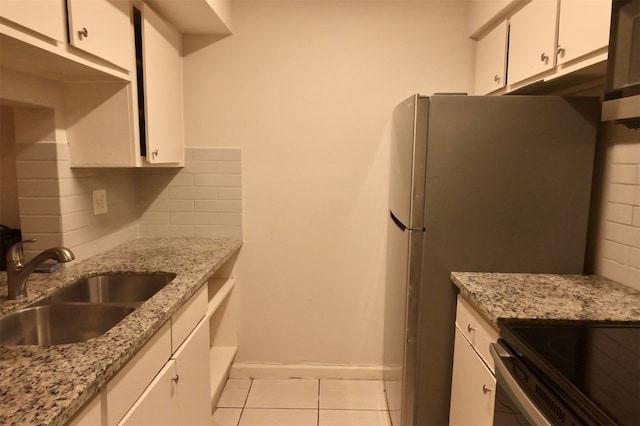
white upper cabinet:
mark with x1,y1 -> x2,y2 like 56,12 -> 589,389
0,0 -> 66,42
66,0 -> 134,71
556,0 -> 611,65
474,21 -> 508,95
138,3 -> 184,165
507,0 -> 559,85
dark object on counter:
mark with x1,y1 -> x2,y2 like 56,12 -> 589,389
0,225 -> 21,271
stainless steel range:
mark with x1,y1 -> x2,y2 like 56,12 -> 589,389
491,321 -> 640,425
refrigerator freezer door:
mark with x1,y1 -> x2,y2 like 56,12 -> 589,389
384,94 -> 429,426
388,95 -> 428,230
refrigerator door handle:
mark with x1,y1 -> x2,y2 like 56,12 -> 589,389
390,210 -> 408,231
390,210 -> 425,232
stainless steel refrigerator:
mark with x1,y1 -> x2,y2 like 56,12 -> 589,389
383,94 -> 599,426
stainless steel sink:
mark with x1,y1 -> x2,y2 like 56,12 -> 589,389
33,272 -> 176,307
0,303 -> 135,345
0,272 -> 176,346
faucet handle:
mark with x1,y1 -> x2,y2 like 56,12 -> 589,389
6,239 -> 37,264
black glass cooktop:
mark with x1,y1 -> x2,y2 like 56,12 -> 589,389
500,321 -> 640,425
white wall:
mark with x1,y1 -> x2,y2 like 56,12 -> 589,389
183,1 -> 474,370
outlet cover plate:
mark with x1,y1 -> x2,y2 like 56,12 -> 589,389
93,189 -> 108,215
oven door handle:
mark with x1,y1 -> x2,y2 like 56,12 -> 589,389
490,343 -> 552,426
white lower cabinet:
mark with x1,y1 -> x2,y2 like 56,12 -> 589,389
119,317 -> 211,426
449,327 -> 496,425
119,359 -> 179,426
449,296 -> 499,426
67,256 -> 239,426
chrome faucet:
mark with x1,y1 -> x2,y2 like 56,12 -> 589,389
5,239 -> 75,300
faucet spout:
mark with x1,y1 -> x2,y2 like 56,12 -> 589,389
6,240 -> 76,300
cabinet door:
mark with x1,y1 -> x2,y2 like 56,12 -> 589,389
173,318 -> 212,424
140,4 -> 184,165
474,21 -> 508,95
118,360 -> 179,426
67,0 -> 133,71
507,0 -> 558,85
556,0 -> 611,65
0,0 -> 66,42
449,327 -> 496,426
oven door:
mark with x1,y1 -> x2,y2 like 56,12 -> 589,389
490,343 -> 551,426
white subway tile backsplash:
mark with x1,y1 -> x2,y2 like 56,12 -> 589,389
194,200 -> 242,213
15,146 -> 240,256
14,141 -> 58,160
606,203 -> 633,224
599,259 -> 628,285
609,164 -> 638,184
168,174 -> 195,187
608,184 -> 638,206
148,199 -> 195,213
19,197 -> 61,215
61,210 -> 95,231
194,174 -> 242,187
141,225 -> 195,238
216,213 -> 243,226
630,248 -> 640,269
183,161 -> 219,174
218,161 -> 242,174
140,148 -> 243,239
19,215 -> 62,233
601,240 -> 630,264
168,186 -> 219,200
218,188 -> 242,200
15,161 -> 58,179
140,212 -> 171,225
188,147 -> 241,161
595,124 -> 640,291
604,222 -> 640,248
170,213 -> 220,225
17,179 -> 60,197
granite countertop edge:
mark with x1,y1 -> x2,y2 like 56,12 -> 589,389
451,272 -> 640,328
0,237 -> 243,426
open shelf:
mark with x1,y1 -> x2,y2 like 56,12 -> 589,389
206,274 -> 238,408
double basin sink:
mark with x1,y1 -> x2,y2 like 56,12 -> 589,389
0,272 -> 175,346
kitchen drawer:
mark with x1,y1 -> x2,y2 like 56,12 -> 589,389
455,296 -> 499,371
449,326 -> 496,425
106,321 -> 171,426
171,286 -> 207,353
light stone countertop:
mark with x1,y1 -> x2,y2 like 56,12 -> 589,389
451,272 -> 640,328
0,237 -> 242,426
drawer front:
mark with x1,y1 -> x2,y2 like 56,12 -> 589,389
171,286 -> 207,353
455,296 -> 499,371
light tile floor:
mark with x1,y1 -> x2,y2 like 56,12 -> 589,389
212,378 -> 391,426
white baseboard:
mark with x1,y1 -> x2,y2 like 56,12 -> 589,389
230,363 -> 384,380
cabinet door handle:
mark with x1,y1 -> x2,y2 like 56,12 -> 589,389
152,149 -> 159,158
171,374 -> 179,383
467,324 -> 475,333
494,75 -> 500,83
556,46 -> 565,56
482,384 -> 492,394
540,53 -> 548,63
78,27 -> 88,39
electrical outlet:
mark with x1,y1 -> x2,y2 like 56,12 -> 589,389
92,189 -> 108,215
